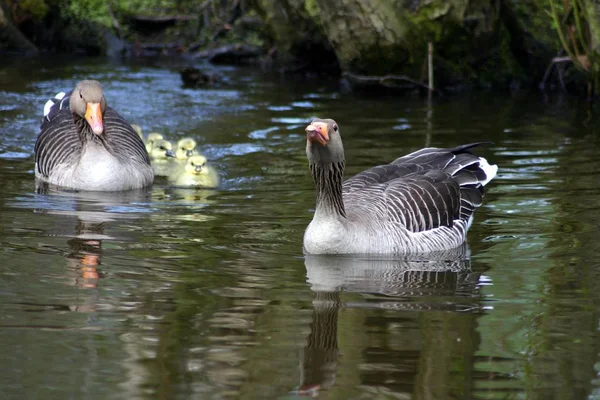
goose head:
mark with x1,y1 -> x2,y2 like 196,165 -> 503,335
69,80 -> 107,135
176,138 -> 198,159
149,139 -> 175,160
185,155 -> 209,175
305,118 -> 344,165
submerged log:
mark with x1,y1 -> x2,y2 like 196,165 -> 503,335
180,67 -> 219,88
343,71 -> 442,94
190,43 -> 263,64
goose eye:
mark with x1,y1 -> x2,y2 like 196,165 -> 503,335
79,92 -> 83,99
159,146 -> 165,150
333,124 -> 338,132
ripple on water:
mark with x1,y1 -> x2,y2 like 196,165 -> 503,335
267,105 -> 293,111
0,152 -> 30,159
248,126 -> 279,139
290,101 -> 316,108
271,117 -> 310,124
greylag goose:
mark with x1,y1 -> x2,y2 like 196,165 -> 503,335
168,154 -> 220,188
34,80 -> 153,191
303,118 -> 497,255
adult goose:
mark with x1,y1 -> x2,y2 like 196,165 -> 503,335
303,118 -> 497,255
34,80 -> 153,191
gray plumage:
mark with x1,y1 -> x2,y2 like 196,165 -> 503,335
34,80 -> 153,191
303,118 -> 498,255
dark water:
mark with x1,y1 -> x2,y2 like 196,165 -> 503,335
2,57 -> 600,400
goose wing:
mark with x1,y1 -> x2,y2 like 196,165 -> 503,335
343,143 -> 496,233
103,107 -> 151,165
381,170 -> 468,232
35,109 -> 82,179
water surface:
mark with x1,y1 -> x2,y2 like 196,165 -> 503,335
1,57 -> 600,399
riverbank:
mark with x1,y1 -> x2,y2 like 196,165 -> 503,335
1,1 -> 599,95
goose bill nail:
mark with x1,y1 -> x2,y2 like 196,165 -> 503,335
85,102 -> 104,135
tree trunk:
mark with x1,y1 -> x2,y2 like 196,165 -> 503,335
254,0 -> 337,70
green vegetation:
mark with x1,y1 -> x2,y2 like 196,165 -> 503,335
549,0 -> 600,96
3,0 -> 600,96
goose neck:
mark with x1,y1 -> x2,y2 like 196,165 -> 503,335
311,160 -> 346,218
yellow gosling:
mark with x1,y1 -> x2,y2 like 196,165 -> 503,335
175,137 -> 198,160
131,124 -> 143,140
149,139 -> 175,176
145,132 -> 164,153
168,154 -> 219,188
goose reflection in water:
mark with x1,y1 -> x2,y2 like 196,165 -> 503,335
295,245 -> 486,398
34,184 -> 151,310
66,219 -> 106,290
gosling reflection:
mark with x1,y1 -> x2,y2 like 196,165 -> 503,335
299,246 -> 483,398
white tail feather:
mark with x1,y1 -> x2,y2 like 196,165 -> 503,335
42,91 -> 67,117
43,100 -> 54,117
478,157 -> 497,186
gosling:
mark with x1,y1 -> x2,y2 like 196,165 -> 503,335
131,124 -> 144,140
149,139 -> 175,176
168,154 -> 219,188
145,132 -> 164,153
175,138 -> 198,160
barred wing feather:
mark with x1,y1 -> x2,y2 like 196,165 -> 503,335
342,143 -> 495,234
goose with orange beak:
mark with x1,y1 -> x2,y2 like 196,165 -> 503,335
35,80 -> 153,191
303,117 -> 497,255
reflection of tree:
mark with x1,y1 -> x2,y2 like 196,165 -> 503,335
300,249 -> 483,399
518,139 -> 600,400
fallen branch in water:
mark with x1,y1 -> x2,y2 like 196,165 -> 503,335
342,72 -> 442,94
189,43 -> 263,63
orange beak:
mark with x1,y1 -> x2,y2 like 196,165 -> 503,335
85,102 -> 104,135
305,121 -> 329,145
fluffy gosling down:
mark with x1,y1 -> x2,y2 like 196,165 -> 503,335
176,138 -> 198,160
168,154 -> 219,188
149,139 -> 175,176
145,132 -> 164,153
131,124 -> 144,140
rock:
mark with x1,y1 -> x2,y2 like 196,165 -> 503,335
180,67 -> 219,88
